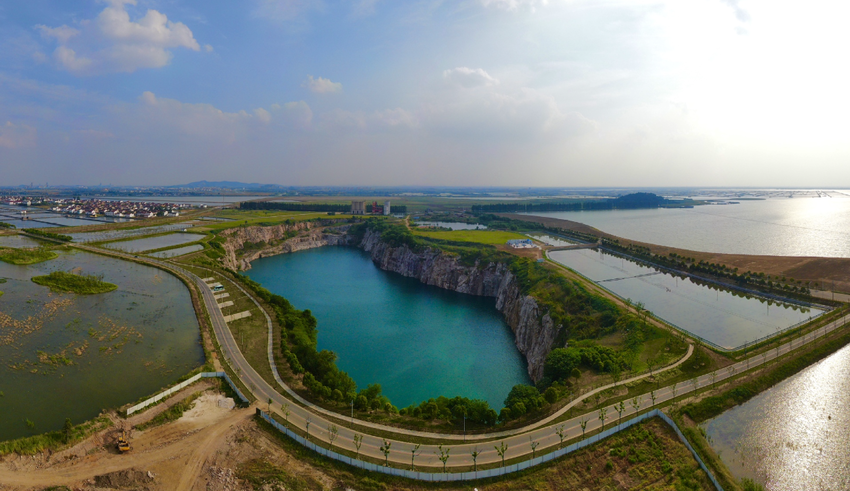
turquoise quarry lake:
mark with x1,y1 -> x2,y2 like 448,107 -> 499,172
244,246 -> 530,409
524,197 -> 850,257
0,250 -> 204,442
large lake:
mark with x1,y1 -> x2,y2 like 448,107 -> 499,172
244,246 -> 530,409
524,197 -> 850,257
548,247 -> 824,349
703,343 -> 850,490
0,250 -> 204,442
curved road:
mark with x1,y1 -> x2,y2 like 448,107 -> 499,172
75,244 -> 850,471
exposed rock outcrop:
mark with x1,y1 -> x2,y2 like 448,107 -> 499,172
221,222 -> 351,271
360,229 -> 559,381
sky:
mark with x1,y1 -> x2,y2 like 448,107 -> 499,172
1,0 -> 850,187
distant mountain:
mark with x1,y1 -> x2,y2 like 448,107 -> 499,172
172,181 -> 282,190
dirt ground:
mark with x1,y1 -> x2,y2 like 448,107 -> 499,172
504,213 -> 850,292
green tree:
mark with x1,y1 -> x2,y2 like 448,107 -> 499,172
470,447 -> 480,472
580,417 -> 588,439
353,434 -> 363,459
63,418 -> 73,443
409,443 -> 421,471
495,441 -> 508,467
598,407 -> 608,431
543,348 -> 581,381
529,437 -> 540,459
555,424 -> 566,448
544,386 -> 558,404
570,367 -> 582,384
379,439 -> 392,466
616,401 -> 626,428
327,424 -> 338,451
436,444 -> 451,473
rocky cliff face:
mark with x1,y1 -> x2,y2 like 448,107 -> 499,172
221,222 -> 351,271
359,229 -> 559,381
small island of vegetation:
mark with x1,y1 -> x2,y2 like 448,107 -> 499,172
0,247 -> 59,265
31,271 -> 118,294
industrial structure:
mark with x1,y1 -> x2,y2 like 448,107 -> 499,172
350,201 -> 365,214
384,200 -> 391,215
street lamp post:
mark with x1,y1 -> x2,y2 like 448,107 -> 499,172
350,400 -> 354,426
463,415 -> 466,442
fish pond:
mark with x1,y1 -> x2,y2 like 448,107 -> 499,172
0,235 -> 42,249
548,247 -> 825,350
103,233 -> 205,253
703,342 -> 850,490
0,250 -> 204,442
147,244 -> 204,258
244,246 -> 530,409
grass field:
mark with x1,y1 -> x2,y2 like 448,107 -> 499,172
412,229 -> 528,245
198,210 -> 359,232
31,271 -> 118,294
0,247 -> 58,265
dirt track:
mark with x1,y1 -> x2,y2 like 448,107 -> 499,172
0,394 -> 254,491
505,213 -> 850,292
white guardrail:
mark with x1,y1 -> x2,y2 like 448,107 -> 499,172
258,409 -> 724,489
126,371 -> 248,415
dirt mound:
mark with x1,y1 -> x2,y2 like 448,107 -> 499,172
92,468 -> 154,489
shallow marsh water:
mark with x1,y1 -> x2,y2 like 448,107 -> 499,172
0,250 -> 203,442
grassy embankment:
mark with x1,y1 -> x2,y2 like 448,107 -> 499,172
246,415 -> 714,490
0,247 -> 58,265
31,271 -> 117,294
0,416 -> 112,456
410,228 -> 527,245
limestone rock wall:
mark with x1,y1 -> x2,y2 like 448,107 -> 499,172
360,229 -> 559,381
220,222 -> 351,271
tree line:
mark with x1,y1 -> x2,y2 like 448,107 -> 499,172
239,201 -> 407,214
471,193 -> 668,213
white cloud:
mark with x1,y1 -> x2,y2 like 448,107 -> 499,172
0,121 -> 36,149
254,108 -> 272,123
303,75 -> 342,93
36,0 -> 202,75
480,0 -> 551,11
275,101 -> 314,128
35,25 -> 80,43
443,67 -> 499,88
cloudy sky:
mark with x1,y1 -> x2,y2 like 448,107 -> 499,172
1,0 -> 849,187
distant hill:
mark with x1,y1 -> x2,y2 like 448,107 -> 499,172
172,181 -> 282,190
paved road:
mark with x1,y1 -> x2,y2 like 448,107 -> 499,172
73,244 -> 850,470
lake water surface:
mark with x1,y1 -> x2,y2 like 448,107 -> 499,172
525,197 -> 850,257
244,246 -> 530,409
548,247 -> 824,349
0,250 -> 204,442
703,342 -> 850,490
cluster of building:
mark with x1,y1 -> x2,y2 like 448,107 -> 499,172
351,200 -> 391,215
507,238 -> 537,249
1,196 -> 46,206
48,199 -> 190,218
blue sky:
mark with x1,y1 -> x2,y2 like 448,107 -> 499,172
1,0 -> 850,186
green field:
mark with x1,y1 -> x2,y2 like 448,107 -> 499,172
411,229 -> 528,245
199,210 -> 360,232
0,248 -> 58,265
31,271 -> 118,294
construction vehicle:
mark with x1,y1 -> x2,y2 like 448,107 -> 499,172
117,430 -> 131,453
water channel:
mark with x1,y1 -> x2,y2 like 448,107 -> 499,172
0,250 -> 204,442
547,246 -> 825,350
244,246 -> 530,409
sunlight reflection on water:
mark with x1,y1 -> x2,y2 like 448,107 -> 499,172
703,343 -> 850,490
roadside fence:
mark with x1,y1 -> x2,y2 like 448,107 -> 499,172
126,371 -> 248,416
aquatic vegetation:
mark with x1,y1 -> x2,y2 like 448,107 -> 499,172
31,271 -> 118,294
0,247 -> 58,265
